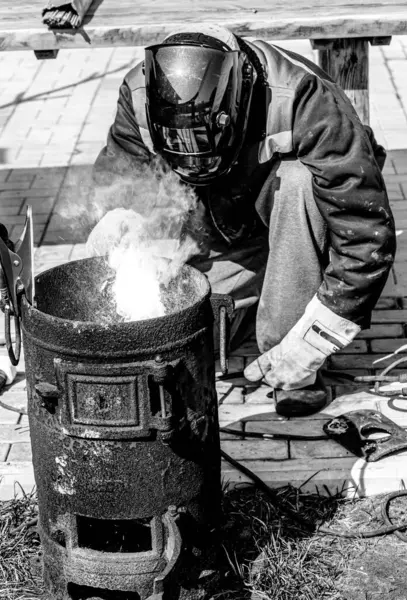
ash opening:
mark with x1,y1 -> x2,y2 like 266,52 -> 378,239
67,583 -> 141,600
76,515 -> 153,553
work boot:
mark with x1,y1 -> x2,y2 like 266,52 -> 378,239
273,372 -> 329,417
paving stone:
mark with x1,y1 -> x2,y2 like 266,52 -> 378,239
358,324 -> 404,339
0,181 -> 32,190
21,197 -> 55,214
0,206 -> 21,216
222,439 -> 288,460
32,172 -> 66,189
245,385 -> 273,404
371,310 -> 407,323
217,385 -> 245,405
0,189 -> 55,200
0,170 -> 10,183
290,439 -> 353,459
0,197 -> 24,208
245,418 -> 328,438
371,338 -> 407,353
0,424 -> 30,444
220,421 -> 244,440
0,463 -> 35,501
0,407 -> 20,424
330,354 -> 396,370
338,339 -> 368,353
7,443 -> 32,462
375,297 -> 399,309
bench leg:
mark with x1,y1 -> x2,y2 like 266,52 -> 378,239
316,38 -> 369,125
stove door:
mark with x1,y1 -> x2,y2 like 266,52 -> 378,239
50,358 -> 180,440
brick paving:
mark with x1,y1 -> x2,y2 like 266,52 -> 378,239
1,39 -> 407,500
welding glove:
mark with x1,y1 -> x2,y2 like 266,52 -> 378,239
244,295 -> 361,390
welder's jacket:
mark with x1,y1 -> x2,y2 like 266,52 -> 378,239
94,40 -> 396,328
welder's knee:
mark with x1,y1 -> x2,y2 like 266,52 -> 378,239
276,159 -> 313,200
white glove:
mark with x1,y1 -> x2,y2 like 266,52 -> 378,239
244,295 -> 361,390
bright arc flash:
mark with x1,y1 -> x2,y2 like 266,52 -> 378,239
109,245 -> 166,321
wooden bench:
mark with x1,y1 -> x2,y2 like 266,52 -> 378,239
1,1 -> 407,124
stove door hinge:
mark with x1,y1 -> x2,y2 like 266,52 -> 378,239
147,505 -> 182,600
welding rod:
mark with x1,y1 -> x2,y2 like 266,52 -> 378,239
354,374 -> 407,383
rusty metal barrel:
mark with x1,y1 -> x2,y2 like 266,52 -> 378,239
21,257 -> 227,600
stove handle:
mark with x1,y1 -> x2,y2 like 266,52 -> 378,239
150,359 -> 179,444
148,506 -> 182,600
210,293 -> 234,375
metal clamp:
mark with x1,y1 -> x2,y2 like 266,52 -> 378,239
0,207 -> 34,366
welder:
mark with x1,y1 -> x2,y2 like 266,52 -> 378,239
87,24 -> 396,417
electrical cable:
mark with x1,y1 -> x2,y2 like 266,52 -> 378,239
220,426 -> 327,441
221,448 -> 407,539
381,490 -> 407,542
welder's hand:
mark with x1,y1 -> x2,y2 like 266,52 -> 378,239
244,295 -> 361,390
86,208 -> 146,257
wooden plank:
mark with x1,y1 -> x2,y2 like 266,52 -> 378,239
1,1 -> 407,51
318,38 -> 370,124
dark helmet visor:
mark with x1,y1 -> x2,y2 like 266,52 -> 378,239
157,125 -> 212,154
145,44 -> 239,136
144,42 -> 254,184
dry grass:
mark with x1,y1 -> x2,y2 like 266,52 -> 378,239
218,484 -> 407,600
1,483 -> 407,600
0,485 -> 43,600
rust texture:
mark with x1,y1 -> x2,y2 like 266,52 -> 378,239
22,258 -> 222,600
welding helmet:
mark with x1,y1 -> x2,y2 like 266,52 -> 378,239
144,28 -> 255,185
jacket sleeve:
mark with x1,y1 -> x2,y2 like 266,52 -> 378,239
292,73 -> 396,328
93,77 -> 154,185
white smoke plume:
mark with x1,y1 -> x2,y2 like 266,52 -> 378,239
75,162 -> 207,321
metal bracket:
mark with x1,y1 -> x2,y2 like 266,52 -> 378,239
210,293 -> 234,375
324,410 -> 407,462
34,50 -> 59,60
